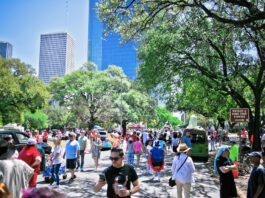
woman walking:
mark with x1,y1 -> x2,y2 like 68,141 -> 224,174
126,137 -> 135,166
172,143 -> 195,198
134,137 -> 142,166
91,135 -> 102,171
145,139 -> 153,174
50,137 -> 63,187
214,146 -> 237,198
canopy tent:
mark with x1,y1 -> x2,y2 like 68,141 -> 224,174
129,124 -> 144,129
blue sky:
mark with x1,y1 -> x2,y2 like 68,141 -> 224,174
0,0 -> 88,74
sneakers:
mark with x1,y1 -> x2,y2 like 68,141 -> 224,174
81,168 -> 84,172
51,183 -> 59,188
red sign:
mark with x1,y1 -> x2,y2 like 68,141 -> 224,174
230,108 -> 249,122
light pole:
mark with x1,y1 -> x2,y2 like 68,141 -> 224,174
120,76 -> 134,136
120,77 -> 123,133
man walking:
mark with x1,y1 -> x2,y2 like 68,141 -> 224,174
77,131 -> 88,171
182,132 -> 191,148
63,132 -> 80,184
94,148 -> 140,197
247,152 -> 265,198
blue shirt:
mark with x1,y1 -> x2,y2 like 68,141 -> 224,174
159,140 -> 166,149
65,140 -> 80,159
150,147 -> 165,162
182,136 -> 191,148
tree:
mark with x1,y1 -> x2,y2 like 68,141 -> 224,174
98,0 -> 265,150
23,110 -> 48,130
156,106 -> 182,128
0,57 -> 50,125
43,106 -> 71,130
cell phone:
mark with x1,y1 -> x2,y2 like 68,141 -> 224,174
117,185 -> 123,190
99,173 -> 105,181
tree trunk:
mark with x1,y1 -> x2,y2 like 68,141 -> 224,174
248,95 -> 261,151
88,114 -> 96,130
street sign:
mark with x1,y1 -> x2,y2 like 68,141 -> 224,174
230,108 -> 249,122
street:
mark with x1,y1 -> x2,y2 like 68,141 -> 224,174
37,145 -> 220,198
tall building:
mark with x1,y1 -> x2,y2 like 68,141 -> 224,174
39,32 -> 75,84
0,41 -> 13,59
88,0 -> 137,77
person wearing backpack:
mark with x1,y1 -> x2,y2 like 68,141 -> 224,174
171,143 -> 195,198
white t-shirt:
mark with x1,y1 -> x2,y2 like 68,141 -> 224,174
52,146 -> 63,165
146,145 -> 153,154
0,159 -> 34,198
166,131 -> 170,140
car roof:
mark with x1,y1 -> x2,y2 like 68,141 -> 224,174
0,129 -> 24,133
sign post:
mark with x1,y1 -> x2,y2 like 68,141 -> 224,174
230,108 -> 249,123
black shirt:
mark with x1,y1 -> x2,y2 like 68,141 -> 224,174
104,164 -> 138,198
216,155 -> 234,181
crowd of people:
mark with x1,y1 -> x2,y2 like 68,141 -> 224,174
0,127 -> 265,198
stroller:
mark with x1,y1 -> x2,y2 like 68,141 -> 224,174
43,159 -> 67,183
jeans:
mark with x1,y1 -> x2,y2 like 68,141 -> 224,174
210,140 -> 215,151
51,163 -> 61,185
128,152 -> 134,165
77,150 -> 85,169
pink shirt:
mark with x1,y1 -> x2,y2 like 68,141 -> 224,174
134,141 -> 142,152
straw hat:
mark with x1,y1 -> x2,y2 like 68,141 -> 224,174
177,143 -> 191,153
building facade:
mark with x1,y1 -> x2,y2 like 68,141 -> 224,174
0,41 -> 13,59
39,32 -> 75,84
88,0 -> 137,77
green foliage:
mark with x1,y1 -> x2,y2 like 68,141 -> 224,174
44,106 -> 70,129
23,110 -> 48,130
97,0 -> 265,150
0,57 -> 50,125
155,106 -> 182,129
48,63 -> 157,130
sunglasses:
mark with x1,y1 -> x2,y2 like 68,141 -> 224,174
109,157 -> 120,161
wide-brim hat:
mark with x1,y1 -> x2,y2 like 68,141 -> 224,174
177,143 -> 191,153
0,140 -> 15,160
27,138 -> 37,145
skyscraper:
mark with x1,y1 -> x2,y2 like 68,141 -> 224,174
0,41 -> 13,59
88,0 -> 138,77
39,32 -> 75,84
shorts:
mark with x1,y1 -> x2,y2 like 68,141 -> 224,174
152,161 -> 163,166
66,158 -> 77,169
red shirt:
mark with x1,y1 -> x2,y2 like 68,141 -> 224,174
18,146 -> 41,173
131,134 -> 137,142
43,131 -> 48,141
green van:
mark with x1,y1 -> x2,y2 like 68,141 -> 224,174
183,127 -> 209,160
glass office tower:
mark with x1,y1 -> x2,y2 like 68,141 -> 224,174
39,32 -> 75,84
88,0 -> 137,77
0,41 -> 13,59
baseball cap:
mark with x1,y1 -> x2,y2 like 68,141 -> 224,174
248,151 -> 262,158
155,141 -> 160,146
68,132 -> 75,137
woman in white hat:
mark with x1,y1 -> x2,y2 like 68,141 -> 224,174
171,143 -> 195,198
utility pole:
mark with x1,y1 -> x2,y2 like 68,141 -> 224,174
120,77 -> 123,134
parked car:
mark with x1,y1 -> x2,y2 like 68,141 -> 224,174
99,131 -> 112,150
0,129 -> 52,154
